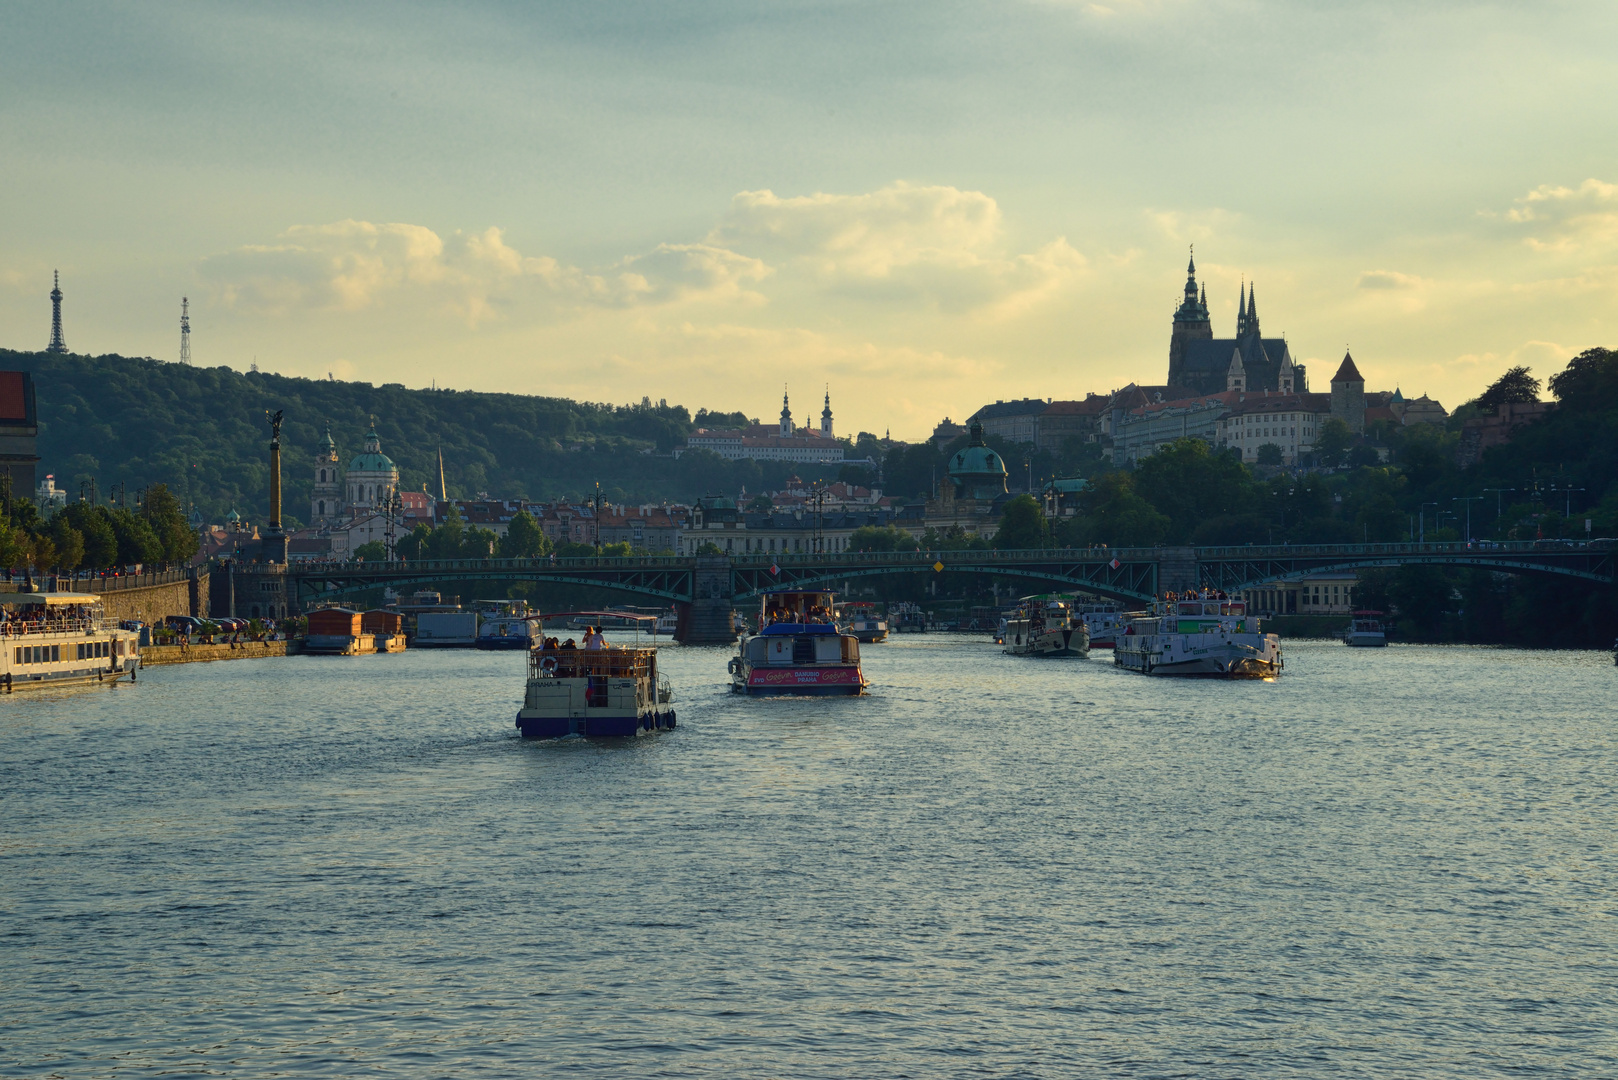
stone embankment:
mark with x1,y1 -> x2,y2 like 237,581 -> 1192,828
141,640 -> 296,666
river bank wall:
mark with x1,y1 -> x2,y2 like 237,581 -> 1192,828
141,640 -> 295,666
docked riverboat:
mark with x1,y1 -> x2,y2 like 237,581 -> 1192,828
0,593 -> 140,691
838,602 -> 889,643
1003,597 -> 1090,657
477,602 -> 541,650
1114,592 -> 1281,678
515,612 -> 675,738
1343,610 -> 1389,647
1076,602 -> 1125,649
729,589 -> 867,695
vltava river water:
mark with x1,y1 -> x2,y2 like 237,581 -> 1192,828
3,637 -> 1615,1077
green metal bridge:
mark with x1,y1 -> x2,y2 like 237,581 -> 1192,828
275,540 -> 1614,642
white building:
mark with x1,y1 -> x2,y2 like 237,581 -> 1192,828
35,474 -> 67,514
677,389 -> 845,464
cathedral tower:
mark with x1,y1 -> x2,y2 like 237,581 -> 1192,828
779,388 -> 793,437
1167,249 -> 1211,388
820,387 -> 833,439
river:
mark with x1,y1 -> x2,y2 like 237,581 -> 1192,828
2,636 -> 1614,1077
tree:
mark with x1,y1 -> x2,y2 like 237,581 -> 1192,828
1132,439 -> 1253,542
847,525 -> 919,552
141,483 -> 198,564
1548,347 -> 1618,413
1063,472 -> 1169,548
744,494 -> 775,513
60,504 -> 118,568
49,517 -> 83,571
1314,418 -> 1354,468
498,509 -> 551,559
1255,443 -> 1284,466
424,505 -> 466,559
353,540 -> 388,561
993,494 -> 1048,549
1472,366 -> 1541,414
108,508 -> 164,566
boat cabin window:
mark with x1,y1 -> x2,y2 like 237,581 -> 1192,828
760,592 -> 835,626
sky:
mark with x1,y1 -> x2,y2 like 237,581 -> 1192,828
3,1 -> 1618,440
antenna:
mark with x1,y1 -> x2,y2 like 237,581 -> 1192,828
179,297 -> 191,364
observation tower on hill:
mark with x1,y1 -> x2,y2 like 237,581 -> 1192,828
46,271 -> 67,355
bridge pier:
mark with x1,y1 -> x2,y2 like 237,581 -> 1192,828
675,555 -> 739,645
1159,546 -> 1197,595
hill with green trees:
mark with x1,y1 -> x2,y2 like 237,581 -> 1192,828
3,349 -> 870,526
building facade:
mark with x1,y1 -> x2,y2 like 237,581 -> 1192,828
679,389 -> 845,463
1166,254 -> 1307,397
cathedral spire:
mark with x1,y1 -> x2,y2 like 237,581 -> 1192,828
1236,280 -> 1247,336
1246,283 -> 1260,337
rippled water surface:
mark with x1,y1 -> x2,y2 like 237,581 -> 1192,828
3,637 -> 1616,1077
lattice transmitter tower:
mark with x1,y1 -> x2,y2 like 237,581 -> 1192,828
46,271 -> 67,354
180,297 -> 191,364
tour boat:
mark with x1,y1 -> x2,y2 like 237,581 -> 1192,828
890,602 -> 927,633
729,589 -> 867,695
0,593 -> 141,691
1343,610 -> 1389,647
477,603 -> 542,650
1003,597 -> 1090,658
515,612 -> 675,738
838,602 -> 889,643
1076,602 -> 1125,649
1114,592 -> 1281,678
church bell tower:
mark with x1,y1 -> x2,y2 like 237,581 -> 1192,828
1167,249 -> 1211,388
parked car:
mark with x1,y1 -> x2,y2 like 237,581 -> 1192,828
163,615 -> 205,633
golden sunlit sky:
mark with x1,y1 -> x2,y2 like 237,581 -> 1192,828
4,2 -> 1618,439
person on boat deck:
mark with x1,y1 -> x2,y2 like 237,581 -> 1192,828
559,638 -> 578,650
583,626 -> 607,650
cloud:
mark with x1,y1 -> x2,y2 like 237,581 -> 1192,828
1504,178 -> 1618,253
199,221 -> 769,322
1357,269 -> 1424,290
707,181 -> 1085,312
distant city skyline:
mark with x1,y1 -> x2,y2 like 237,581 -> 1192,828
4,3 -> 1618,440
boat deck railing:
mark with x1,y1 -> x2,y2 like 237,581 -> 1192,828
0,616 -> 103,636
530,647 -> 656,679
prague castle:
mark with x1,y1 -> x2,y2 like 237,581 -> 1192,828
1167,252 -> 1305,397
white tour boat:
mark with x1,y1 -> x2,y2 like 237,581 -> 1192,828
1114,592 -> 1281,678
729,589 -> 867,695
1003,596 -> 1090,657
1343,610 -> 1389,647
515,612 -> 674,738
1076,602 -> 1125,649
838,602 -> 889,643
0,593 -> 141,691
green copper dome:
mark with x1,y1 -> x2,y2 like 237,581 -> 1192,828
347,426 -> 396,473
948,422 -> 1007,501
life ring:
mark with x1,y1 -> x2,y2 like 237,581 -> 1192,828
539,656 -> 558,674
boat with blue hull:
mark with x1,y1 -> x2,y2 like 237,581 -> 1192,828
730,589 -> 867,695
515,612 -> 675,738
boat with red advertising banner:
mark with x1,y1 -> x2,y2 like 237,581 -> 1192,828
729,589 -> 867,695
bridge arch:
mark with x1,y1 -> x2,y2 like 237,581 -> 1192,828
1220,555 -> 1615,594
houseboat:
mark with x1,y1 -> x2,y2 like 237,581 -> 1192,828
729,589 -> 867,695
1114,591 -> 1281,678
0,593 -> 140,691
302,607 -> 373,655
838,602 -> 889,643
515,612 -> 675,738
1343,610 -> 1389,647
363,609 -> 408,652
1003,597 -> 1090,657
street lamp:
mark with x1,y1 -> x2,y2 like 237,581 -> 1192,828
1419,502 -> 1440,545
1453,496 -> 1483,543
1481,488 -> 1514,535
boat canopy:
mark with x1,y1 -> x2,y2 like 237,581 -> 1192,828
8,592 -> 101,606
758,590 -> 838,635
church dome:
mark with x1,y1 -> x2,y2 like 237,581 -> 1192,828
346,426 -> 396,473
948,423 -> 1008,501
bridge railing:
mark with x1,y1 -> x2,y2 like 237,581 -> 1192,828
1194,539 -> 1607,559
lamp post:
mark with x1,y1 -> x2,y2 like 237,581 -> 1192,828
1453,496 -> 1483,542
1481,488 -> 1513,535
1420,502 -> 1440,545
1551,485 -> 1584,519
